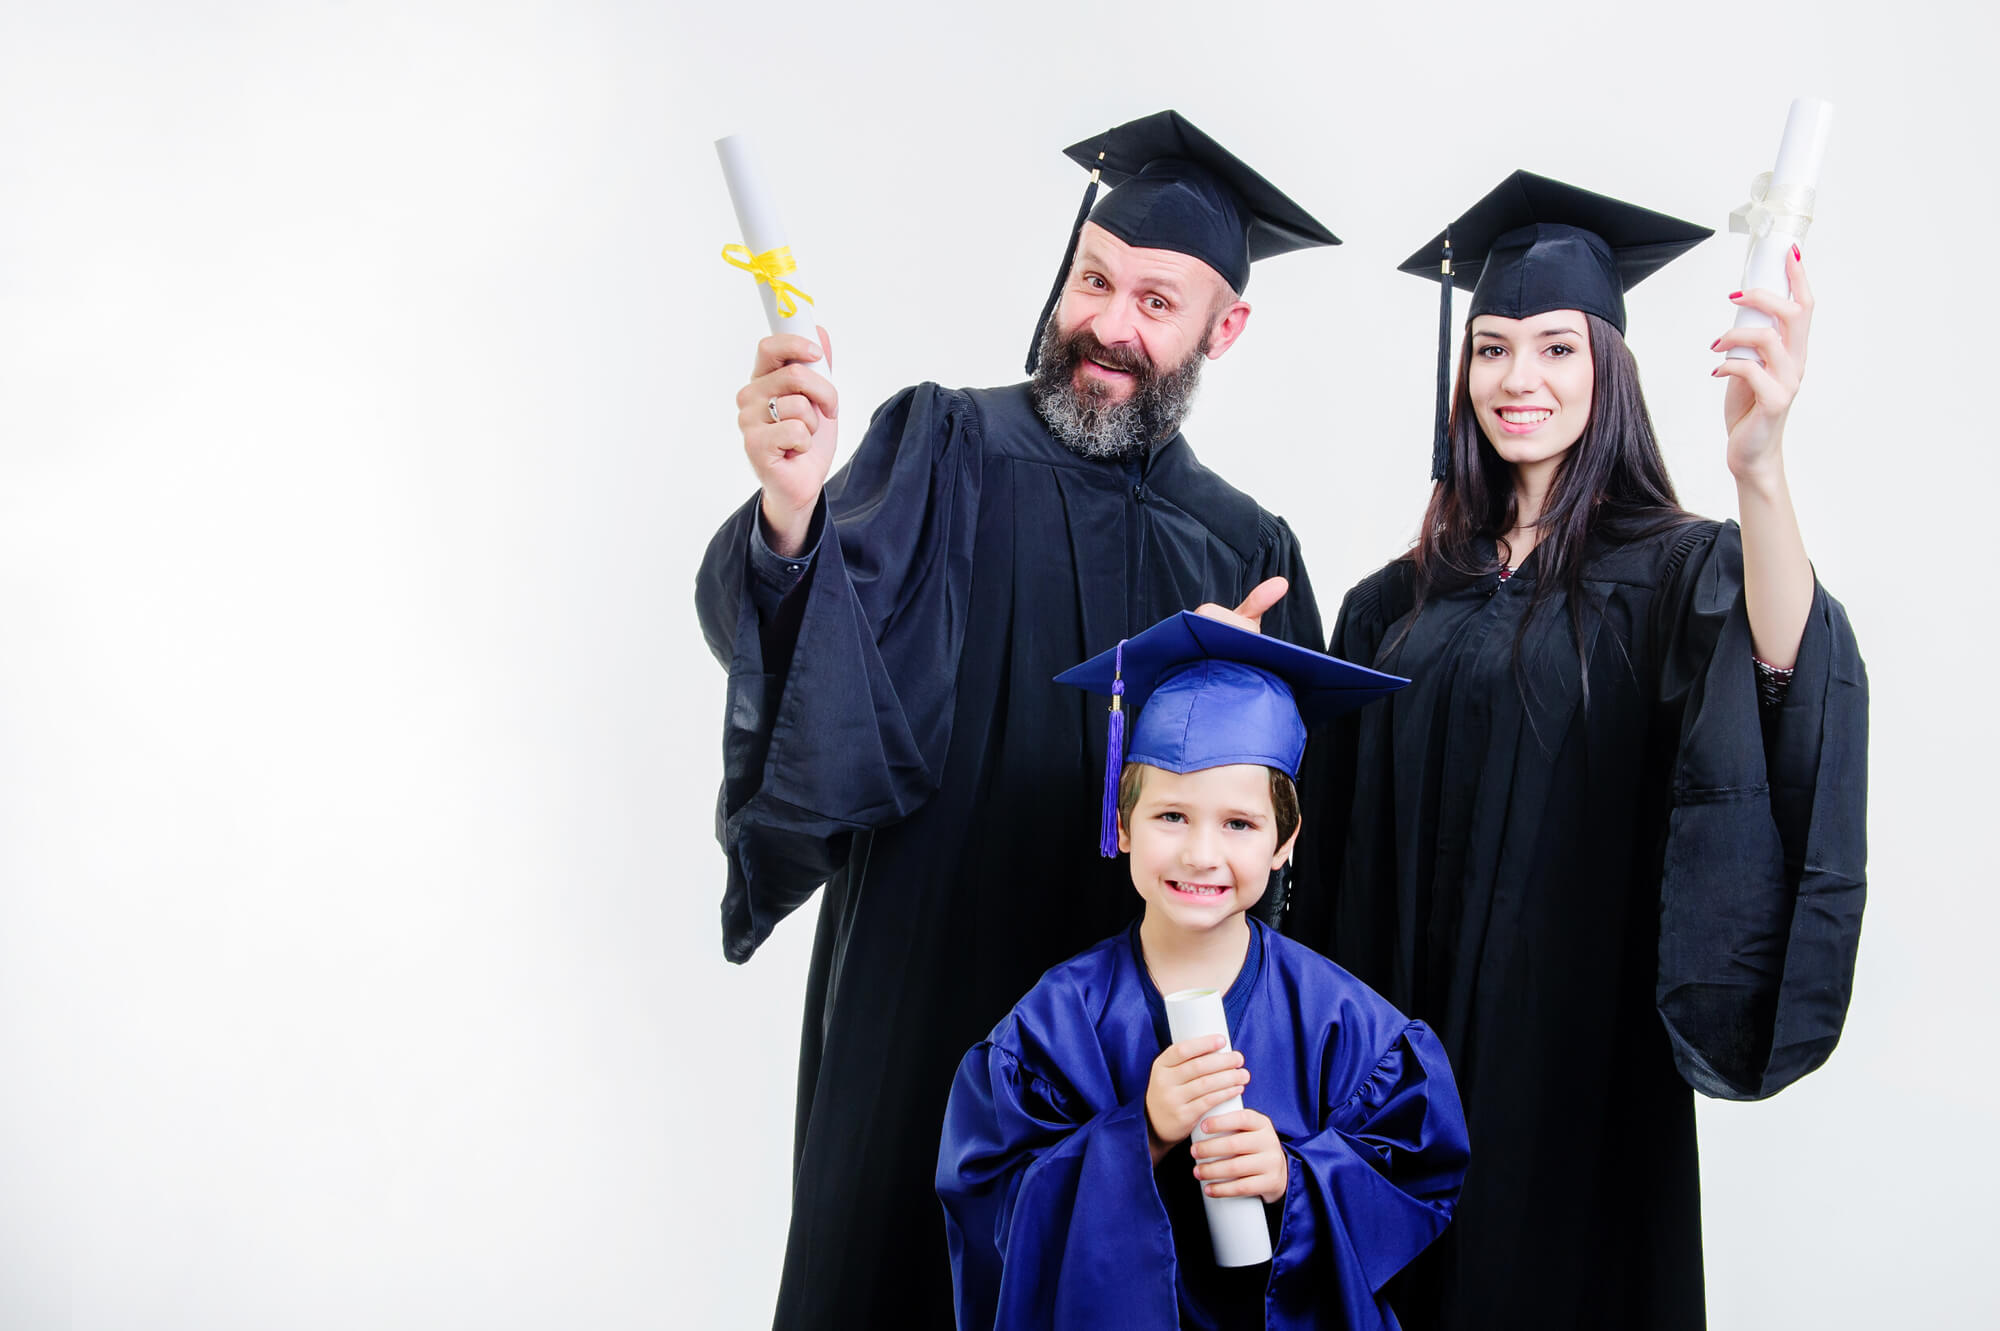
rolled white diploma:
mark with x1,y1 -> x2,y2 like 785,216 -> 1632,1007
1727,97 -> 1833,363
714,133 -> 828,360
1163,988 -> 1272,1268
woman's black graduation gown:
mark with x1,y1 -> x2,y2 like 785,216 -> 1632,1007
695,381 -> 1321,1329
1291,520 -> 1866,1330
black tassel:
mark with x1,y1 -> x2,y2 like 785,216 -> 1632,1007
1025,173 -> 1101,375
1430,233 -> 1453,483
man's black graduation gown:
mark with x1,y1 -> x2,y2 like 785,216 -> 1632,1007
1291,520 -> 1867,1330
695,381 -> 1321,1329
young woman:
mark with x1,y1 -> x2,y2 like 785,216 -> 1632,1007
1289,173 -> 1868,1329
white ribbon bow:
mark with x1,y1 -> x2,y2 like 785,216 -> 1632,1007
1729,171 -> 1817,242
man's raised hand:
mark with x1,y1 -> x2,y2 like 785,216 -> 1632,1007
1193,576 -> 1289,636
736,327 -> 837,557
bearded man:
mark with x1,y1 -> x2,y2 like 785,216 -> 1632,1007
695,110 -> 1337,1329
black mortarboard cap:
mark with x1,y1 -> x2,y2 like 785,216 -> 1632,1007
1025,111 -> 1340,373
1399,171 -> 1712,479
1056,611 -> 1406,856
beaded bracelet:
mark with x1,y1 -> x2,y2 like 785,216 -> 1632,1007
1753,656 -> 1796,710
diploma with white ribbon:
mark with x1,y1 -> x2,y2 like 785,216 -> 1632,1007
1164,987 -> 1272,1268
1727,97 -> 1833,363
715,133 -> 827,360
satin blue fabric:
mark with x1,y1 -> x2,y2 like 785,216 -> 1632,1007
938,920 -> 1469,1330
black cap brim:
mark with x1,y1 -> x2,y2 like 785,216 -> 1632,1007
1398,169 -> 1711,309
1064,110 -> 1339,291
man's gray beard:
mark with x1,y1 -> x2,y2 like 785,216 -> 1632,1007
1028,316 -> 1209,462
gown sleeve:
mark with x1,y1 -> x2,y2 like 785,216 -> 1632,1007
1287,564 -> 1408,953
1265,1019 -> 1470,1329
1651,520 -> 1869,1099
692,384 -> 985,963
1236,512 -> 1327,930
936,1020 -> 1181,1331
1256,512 -> 1327,655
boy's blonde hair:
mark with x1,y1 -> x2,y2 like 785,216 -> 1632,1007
1116,762 -> 1301,847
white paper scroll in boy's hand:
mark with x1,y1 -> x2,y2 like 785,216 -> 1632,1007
1144,1033 -> 1249,1166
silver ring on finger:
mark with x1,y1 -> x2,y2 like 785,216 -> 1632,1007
767,396 -> 782,425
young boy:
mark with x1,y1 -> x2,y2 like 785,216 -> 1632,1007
936,611 -> 1469,1330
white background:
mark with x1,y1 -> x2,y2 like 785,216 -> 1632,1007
1,2 -> 1991,1327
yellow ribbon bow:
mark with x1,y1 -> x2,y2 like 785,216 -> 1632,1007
721,243 -> 815,319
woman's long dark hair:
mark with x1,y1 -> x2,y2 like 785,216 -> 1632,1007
1398,313 -> 1697,702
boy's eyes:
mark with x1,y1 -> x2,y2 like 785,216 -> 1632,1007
1153,811 -> 1260,831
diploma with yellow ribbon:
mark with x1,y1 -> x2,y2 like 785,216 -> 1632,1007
716,134 -> 828,359
721,244 -> 812,320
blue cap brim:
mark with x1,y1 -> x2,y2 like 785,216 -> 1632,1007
1054,610 -> 1407,724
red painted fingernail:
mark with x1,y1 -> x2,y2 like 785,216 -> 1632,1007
1711,367 -> 1723,377
1792,244 -> 1802,262
1728,291 -> 1743,300
1709,338 -> 1721,351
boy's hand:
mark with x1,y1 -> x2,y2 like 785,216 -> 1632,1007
1145,1036 -> 1249,1166
1190,1108 -> 1288,1205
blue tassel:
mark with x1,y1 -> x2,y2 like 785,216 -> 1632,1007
1100,643 -> 1126,858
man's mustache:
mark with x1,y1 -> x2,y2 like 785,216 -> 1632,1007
1063,330 -> 1152,378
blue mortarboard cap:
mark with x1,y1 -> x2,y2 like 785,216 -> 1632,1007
1055,611 -> 1407,856
1397,171 -> 1712,481
1123,660 -> 1310,775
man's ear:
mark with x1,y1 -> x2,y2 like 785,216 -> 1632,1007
1205,299 -> 1252,360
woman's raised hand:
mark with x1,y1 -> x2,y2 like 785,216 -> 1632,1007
1712,247 -> 1812,483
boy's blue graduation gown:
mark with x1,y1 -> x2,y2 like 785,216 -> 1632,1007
939,918 -> 1469,1330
